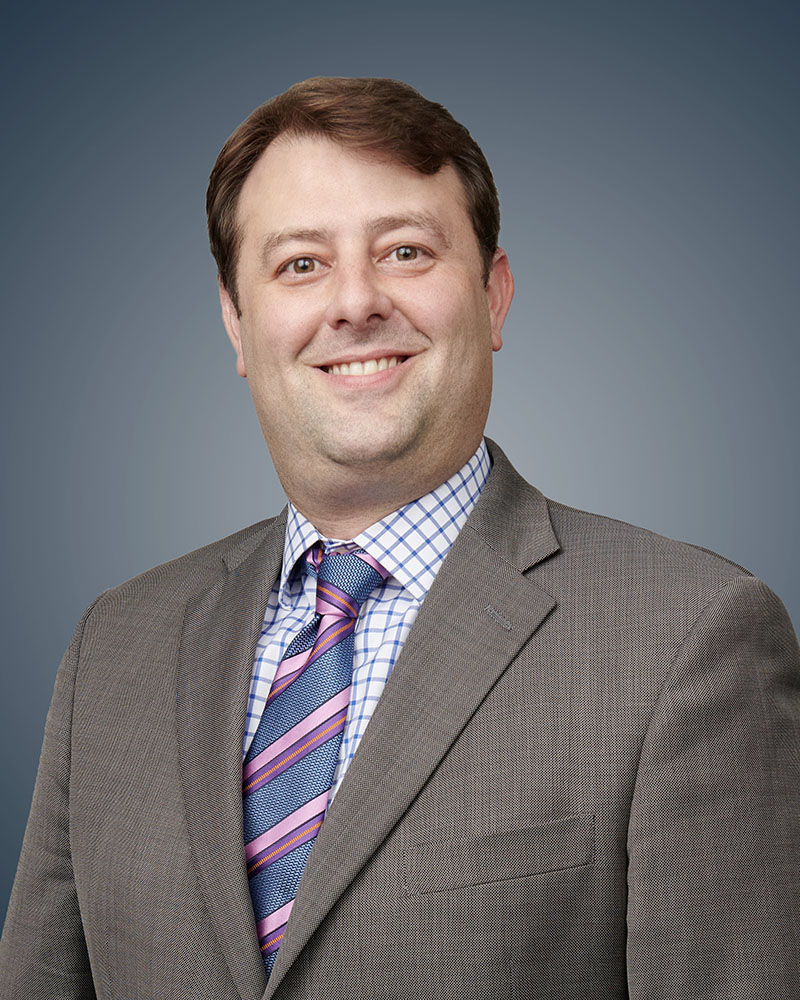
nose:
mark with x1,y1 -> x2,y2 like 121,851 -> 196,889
324,260 -> 393,331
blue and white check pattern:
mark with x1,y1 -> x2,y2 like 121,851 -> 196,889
244,440 -> 491,798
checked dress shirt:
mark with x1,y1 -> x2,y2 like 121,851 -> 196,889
243,439 -> 491,798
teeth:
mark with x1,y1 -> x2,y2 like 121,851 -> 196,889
327,355 -> 403,376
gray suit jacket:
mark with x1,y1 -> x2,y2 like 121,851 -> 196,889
2,441 -> 799,999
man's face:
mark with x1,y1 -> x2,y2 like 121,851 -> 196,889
220,134 -> 513,501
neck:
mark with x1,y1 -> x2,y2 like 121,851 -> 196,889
286,477 -> 438,540
279,450 -> 479,540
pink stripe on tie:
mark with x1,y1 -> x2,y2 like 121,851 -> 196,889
270,646 -> 312,683
268,612 -> 339,690
256,900 -> 295,941
355,550 -> 390,577
243,687 -> 351,781
245,790 -> 330,861
317,593 -> 349,615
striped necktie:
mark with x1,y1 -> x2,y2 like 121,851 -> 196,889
242,544 -> 389,979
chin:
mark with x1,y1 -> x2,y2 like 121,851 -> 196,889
321,428 -> 422,471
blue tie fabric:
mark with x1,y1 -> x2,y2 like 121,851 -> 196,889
242,544 -> 388,979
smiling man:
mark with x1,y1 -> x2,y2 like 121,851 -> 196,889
2,77 -> 798,1000
218,132 -> 510,538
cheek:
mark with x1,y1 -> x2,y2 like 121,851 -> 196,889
404,286 -> 477,340
254,299 -> 325,356
240,312 -> 299,370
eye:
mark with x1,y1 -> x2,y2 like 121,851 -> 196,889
288,257 -> 317,274
390,245 -> 419,262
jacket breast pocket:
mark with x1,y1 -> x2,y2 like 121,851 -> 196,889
403,813 -> 595,895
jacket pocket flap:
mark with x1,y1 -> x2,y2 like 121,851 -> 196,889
404,813 -> 595,894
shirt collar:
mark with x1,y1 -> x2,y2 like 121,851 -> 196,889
278,440 -> 491,606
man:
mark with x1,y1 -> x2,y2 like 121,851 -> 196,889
1,77 -> 798,999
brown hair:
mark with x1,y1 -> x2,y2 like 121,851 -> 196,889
206,77 -> 500,311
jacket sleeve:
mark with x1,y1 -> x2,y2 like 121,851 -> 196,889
0,601 -> 101,998
626,575 -> 800,998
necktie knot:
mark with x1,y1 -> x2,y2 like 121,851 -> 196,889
305,546 -> 389,619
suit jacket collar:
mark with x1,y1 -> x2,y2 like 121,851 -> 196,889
177,509 -> 287,1000
176,440 -> 558,1000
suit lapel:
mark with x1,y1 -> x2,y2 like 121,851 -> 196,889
176,513 -> 286,1000
265,443 -> 559,996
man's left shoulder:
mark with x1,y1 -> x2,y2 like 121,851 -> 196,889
537,500 -> 777,631
546,497 -> 751,589
481,441 -> 767,619
531,498 -> 799,695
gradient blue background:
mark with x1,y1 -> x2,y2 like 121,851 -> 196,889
1,0 -> 797,916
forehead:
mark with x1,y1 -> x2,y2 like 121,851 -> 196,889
235,134 -> 473,239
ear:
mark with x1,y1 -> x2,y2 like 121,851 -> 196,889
485,248 -> 514,352
219,280 -> 248,378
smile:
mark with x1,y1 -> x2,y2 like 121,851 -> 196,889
322,356 -> 406,376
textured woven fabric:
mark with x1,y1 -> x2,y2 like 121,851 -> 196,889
244,441 -> 491,799
242,546 -> 388,978
2,442 -> 798,1000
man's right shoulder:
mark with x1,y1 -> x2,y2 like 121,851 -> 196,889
85,512 -> 286,622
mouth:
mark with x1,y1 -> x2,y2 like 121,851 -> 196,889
320,355 -> 408,376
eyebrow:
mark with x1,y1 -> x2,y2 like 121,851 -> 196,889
366,212 -> 452,248
258,211 -> 452,268
259,228 -> 328,267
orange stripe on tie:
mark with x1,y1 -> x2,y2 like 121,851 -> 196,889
243,718 -> 346,793
262,931 -> 285,952
265,620 -> 353,704
317,584 -> 357,616
247,820 -> 324,875
313,620 -> 352,653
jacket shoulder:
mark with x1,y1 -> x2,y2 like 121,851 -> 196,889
87,513 -> 284,619
543,497 -> 755,605
481,439 -> 752,594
